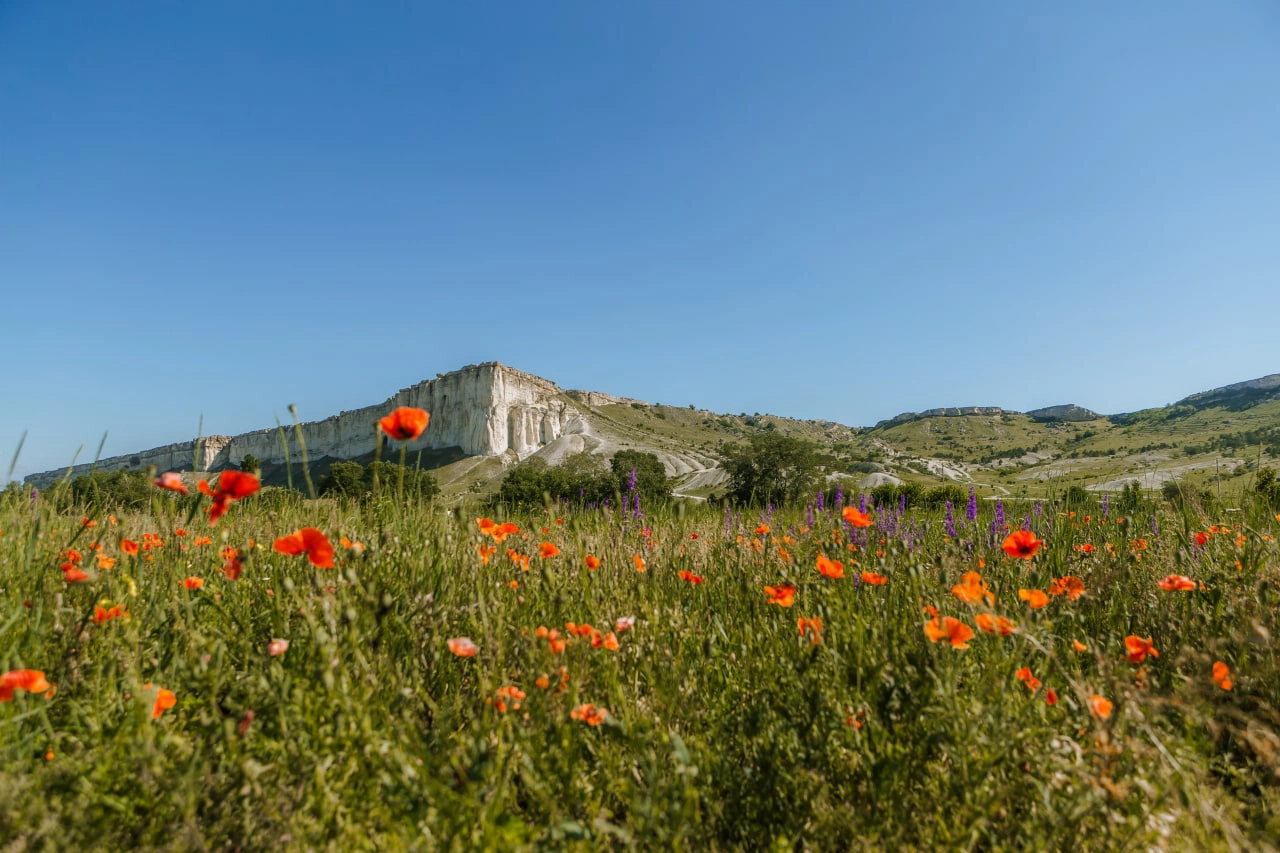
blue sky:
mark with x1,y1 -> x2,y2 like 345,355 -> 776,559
3,1 -> 1278,481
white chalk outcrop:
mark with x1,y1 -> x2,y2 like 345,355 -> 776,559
26,363 -> 589,487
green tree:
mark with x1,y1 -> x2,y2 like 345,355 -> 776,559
320,461 -> 366,498
67,469 -> 155,511
367,461 -> 439,501
610,450 -> 671,502
239,454 -> 261,474
923,484 -> 968,509
721,433 -> 819,506
1255,467 -> 1280,508
496,458 -> 556,506
495,453 -> 613,507
1116,481 -> 1146,515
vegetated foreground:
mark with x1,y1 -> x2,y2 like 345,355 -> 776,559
3,457 -> 1280,847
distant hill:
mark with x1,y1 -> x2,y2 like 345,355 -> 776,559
24,366 -> 1280,502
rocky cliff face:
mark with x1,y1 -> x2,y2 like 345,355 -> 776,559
1025,404 -> 1100,422
875,407 -> 1008,428
25,363 -> 588,488
1178,374 -> 1280,408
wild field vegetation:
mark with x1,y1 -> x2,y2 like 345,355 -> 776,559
3,413 -> 1280,849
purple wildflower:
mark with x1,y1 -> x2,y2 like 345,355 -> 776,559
945,501 -> 957,538
966,487 -> 977,523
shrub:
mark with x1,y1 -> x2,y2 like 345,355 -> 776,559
721,433 -> 819,506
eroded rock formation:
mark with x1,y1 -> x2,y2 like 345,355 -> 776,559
26,363 -> 588,487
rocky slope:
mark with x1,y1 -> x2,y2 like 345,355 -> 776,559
24,366 -> 1280,501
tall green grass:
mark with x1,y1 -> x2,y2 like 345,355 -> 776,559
1,481 -> 1278,849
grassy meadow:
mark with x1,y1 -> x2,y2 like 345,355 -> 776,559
3,450 -> 1280,849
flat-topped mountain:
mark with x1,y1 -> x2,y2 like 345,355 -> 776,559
1025,404 -> 1100,423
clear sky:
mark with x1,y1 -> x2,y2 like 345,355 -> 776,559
3,1 -> 1278,482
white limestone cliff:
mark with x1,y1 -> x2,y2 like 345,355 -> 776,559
26,363 -> 588,487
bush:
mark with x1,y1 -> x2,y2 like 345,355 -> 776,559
610,450 -> 670,503
1254,467 -> 1280,508
63,469 -> 157,511
1115,481 -> 1147,515
721,433 -> 819,506
923,484 -> 968,509
366,461 -> 439,502
495,451 -> 672,508
320,461 -> 366,498
318,460 -> 439,503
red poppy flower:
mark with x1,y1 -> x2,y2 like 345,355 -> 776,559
447,637 -> 478,658
1124,635 -> 1158,663
146,684 -> 176,719
764,584 -> 797,607
221,556 -> 244,580
378,406 -> 430,441
1018,589 -> 1049,609
1089,694 -> 1113,719
1014,666 -> 1040,691
1212,661 -> 1232,691
924,616 -> 974,649
797,616 -> 823,645
198,470 -> 260,524
273,528 -> 336,569
1156,574 -> 1196,591
585,554 -> 601,571
816,554 -> 844,579
975,613 -> 1017,636
538,542 -> 561,559
1048,576 -> 1086,600
570,703 -> 607,726
93,604 -> 128,624
0,669 -> 52,702
842,507 -> 873,528
153,471 -> 190,494
1002,530 -> 1043,559
951,571 -> 994,606
679,570 -> 705,585
860,571 -> 887,585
